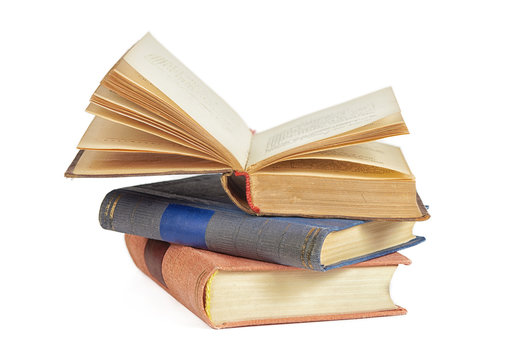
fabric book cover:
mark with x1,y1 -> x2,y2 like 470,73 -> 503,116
126,234 -> 411,329
100,174 -> 425,271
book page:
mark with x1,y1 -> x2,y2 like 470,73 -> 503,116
69,150 -> 230,177
90,85 -> 213,148
78,117 -> 217,161
247,88 -> 401,166
258,160 -> 410,179
284,142 -> 412,175
86,103 -> 219,155
123,33 -> 252,168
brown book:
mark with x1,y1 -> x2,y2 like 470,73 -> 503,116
65,33 -> 429,220
126,234 -> 411,329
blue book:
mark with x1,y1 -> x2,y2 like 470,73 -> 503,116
99,175 -> 425,271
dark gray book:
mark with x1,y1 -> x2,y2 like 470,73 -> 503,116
100,175 -> 425,271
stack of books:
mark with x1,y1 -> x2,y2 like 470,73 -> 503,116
66,33 -> 429,329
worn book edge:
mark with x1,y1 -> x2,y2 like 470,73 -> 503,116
220,172 -> 430,220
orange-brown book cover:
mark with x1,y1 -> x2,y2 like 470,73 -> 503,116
125,234 -> 410,329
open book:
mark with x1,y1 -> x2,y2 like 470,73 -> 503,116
65,33 -> 429,220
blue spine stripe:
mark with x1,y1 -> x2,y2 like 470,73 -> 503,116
159,204 -> 214,249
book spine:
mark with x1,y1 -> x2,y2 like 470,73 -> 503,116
125,235 -> 215,328
233,171 -> 260,213
99,189 -> 330,270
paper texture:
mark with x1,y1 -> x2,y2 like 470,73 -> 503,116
69,150 -> 229,177
260,142 -> 413,178
248,87 -> 401,166
78,117 -> 213,160
123,33 -> 252,168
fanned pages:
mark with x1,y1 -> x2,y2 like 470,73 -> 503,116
246,88 -> 406,170
65,32 -> 429,220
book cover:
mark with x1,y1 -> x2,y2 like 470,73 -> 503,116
101,174 -> 425,271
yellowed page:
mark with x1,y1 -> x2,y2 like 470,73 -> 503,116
258,160 -> 411,179
92,85 -> 189,135
88,90 -> 230,162
70,150 -> 230,177
123,33 -> 252,168
86,102 -> 226,158
86,103 -> 197,148
247,87 -> 401,167
284,142 -> 413,175
208,267 -> 396,324
78,117 -> 217,161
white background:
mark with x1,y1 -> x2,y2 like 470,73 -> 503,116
2,1 -> 504,359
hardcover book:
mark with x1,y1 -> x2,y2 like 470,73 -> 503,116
100,174 -> 425,271
65,32 -> 429,220
126,234 -> 411,329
